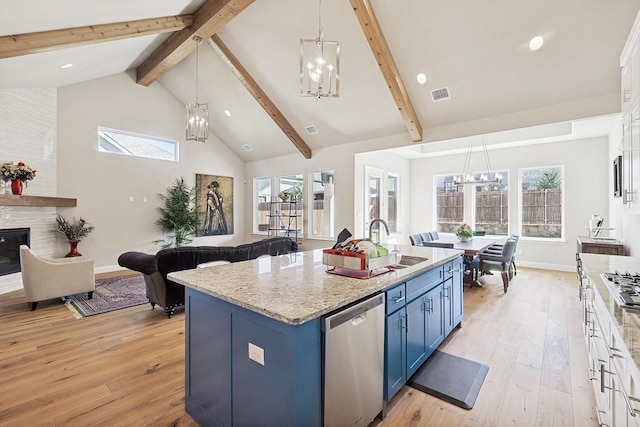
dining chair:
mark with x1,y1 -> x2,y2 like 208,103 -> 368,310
478,239 -> 518,293
485,235 -> 519,276
409,234 -> 423,246
420,232 -> 432,242
421,241 -> 454,248
428,231 -> 440,240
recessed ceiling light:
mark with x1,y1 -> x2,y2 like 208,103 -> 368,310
224,110 -> 232,117
416,73 -> 427,85
60,63 -> 74,69
242,144 -> 253,151
528,36 -> 544,51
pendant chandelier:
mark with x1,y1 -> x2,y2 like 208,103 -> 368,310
186,36 -> 209,142
300,0 -> 340,101
453,140 -> 503,185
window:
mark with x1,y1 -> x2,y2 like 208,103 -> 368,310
387,175 -> 399,233
436,171 -> 508,235
255,177 -> 272,233
279,173 -> 304,237
520,166 -> 563,239
310,170 -> 334,238
435,174 -> 464,233
474,171 -> 509,236
98,127 -> 178,161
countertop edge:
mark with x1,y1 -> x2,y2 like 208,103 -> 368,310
169,247 -> 463,325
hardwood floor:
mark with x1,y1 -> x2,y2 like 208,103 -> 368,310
0,268 -> 597,426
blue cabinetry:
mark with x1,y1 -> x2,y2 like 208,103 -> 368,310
444,257 -> 464,335
383,257 -> 463,404
185,288 -> 322,427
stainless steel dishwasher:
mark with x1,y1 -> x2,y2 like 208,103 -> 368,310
323,293 -> 385,427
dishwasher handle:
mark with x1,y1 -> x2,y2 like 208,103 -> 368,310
325,294 -> 384,330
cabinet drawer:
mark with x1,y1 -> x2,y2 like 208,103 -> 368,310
443,258 -> 463,281
406,268 -> 442,302
385,283 -> 406,314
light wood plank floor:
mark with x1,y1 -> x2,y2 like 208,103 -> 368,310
0,268 -> 597,427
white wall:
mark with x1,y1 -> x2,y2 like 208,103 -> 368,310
56,72 -> 247,270
0,88 -> 58,293
409,137 -> 609,270
247,128 -> 610,271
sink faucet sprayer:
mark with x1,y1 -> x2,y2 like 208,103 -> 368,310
369,219 -> 389,244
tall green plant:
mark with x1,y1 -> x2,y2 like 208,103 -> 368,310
154,177 -> 200,249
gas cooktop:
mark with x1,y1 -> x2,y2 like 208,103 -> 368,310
601,271 -> 640,308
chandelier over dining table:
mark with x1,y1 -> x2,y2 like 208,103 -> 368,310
453,140 -> 503,185
300,0 -> 340,101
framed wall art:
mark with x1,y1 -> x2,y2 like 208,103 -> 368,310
195,174 -> 234,236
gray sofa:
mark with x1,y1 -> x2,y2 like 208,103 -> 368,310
117,237 -> 298,318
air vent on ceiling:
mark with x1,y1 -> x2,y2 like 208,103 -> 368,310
431,87 -> 451,102
305,125 -> 319,135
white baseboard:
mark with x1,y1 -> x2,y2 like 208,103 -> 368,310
517,260 -> 575,273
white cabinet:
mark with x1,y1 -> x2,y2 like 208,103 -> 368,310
583,273 -> 640,426
620,12 -> 640,207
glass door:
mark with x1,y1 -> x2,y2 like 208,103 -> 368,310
364,166 -> 384,241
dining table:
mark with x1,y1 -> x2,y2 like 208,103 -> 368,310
423,235 -> 497,287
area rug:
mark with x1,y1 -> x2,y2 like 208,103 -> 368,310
65,274 -> 148,318
407,350 -> 489,409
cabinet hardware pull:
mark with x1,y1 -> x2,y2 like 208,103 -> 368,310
400,315 -> 407,331
595,408 -> 610,427
599,363 -> 615,393
620,388 -> 639,417
608,346 -> 624,359
392,296 -> 404,304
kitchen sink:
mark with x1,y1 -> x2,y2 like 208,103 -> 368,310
397,255 -> 428,266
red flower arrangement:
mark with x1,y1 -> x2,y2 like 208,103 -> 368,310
0,161 -> 37,182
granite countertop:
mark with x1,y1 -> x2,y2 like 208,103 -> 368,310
580,253 -> 640,367
168,244 -> 463,325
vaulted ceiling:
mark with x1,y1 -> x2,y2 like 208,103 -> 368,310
1,0 -> 639,162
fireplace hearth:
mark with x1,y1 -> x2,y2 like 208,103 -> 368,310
0,228 -> 30,276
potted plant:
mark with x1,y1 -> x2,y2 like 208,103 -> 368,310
155,177 -> 200,249
55,214 -> 94,257
455,223 -> 474,242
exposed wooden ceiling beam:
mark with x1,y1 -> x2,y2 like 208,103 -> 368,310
0,15 -> 193,59
208,35 -> 313,159
349,0 -> 423,142
136,0 -> 254,86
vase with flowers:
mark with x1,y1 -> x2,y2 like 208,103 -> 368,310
0,161 -> 37,195
455,223 -> 474,242
55,214 -> 95,257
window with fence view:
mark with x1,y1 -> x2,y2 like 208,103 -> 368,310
435,175 -> 464,233
435,172 -> 509,235
520,166 -> 563,239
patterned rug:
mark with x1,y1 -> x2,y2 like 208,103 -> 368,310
65,274 -> 148,318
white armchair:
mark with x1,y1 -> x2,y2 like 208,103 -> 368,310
19,245 -> 95,311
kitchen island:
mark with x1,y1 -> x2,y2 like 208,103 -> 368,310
169,244 -> 463,427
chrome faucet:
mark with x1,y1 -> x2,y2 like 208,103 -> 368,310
369,219 -> 389,244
